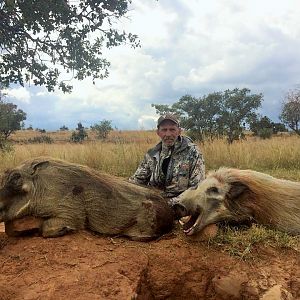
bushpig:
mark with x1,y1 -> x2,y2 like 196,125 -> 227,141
174,167 -> 300,236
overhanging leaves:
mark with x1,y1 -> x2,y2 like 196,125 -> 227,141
0,0 -> 140,92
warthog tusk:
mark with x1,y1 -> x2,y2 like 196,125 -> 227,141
16,200 -> 31,217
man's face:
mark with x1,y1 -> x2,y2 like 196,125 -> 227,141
157,120 -> 181,146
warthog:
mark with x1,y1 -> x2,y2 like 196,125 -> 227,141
0,157 -> 174,240
173,168 -> 300,235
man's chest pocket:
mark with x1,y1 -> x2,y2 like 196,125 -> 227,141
177,164 -> 190,189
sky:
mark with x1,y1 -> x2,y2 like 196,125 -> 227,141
4,0 -> 300,130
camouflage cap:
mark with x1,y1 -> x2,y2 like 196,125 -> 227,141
157,114 -> 180,128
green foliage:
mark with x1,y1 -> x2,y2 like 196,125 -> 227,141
249,115 -> 287,138
280,89 -> 300,135
218,88 -> 263,143
272,122 -> 287,134
153,88 -> 263,143
36,128 -> 46,133
0,0 -> 140,92
28,135 -> 53,144
59,125 -> 69,131
257,128 -> 273,139
249,115 -> 272,135
211,225 -> 299,259
70,122 -> 88,143
151,104 -> 177,115
0,136 -> 13,152
91,119 -> 113,139
0,98 -> 27,140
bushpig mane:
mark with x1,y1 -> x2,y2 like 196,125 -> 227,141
212,168 -> 300,234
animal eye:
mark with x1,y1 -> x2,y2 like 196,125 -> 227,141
207,187 -> 219,194
11,173 -> 21,180
9,172 -> 21,184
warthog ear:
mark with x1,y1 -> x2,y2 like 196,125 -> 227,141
30,160 -> 50,175
227,181 -> 249,200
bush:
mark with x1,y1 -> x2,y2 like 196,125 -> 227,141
70,122 -> 88,143
90,120 -> 113,140
0,137 -> 13,152
257,128 -> 273,139
28,135 -> 53,144
60,125 -> 69,131
70,130 -> 88,143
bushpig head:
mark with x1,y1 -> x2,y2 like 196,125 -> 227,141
173,172 -> 249,235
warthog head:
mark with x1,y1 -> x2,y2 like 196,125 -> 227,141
173,170 -> 250,235
0,161 -> 48,222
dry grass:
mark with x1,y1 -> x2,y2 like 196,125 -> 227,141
202,135 -> 300,180
3,130 -> 300,179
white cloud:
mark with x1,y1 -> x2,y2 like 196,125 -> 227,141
138,115 -> 158,130
4,87 -> 31,103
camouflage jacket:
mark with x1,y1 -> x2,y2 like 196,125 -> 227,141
129,136 -> 205,198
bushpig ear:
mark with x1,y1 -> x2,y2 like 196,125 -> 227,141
30,160 -> 50,175
227,181 -> 249,200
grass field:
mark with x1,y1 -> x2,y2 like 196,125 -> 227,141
4,130 -> 300,180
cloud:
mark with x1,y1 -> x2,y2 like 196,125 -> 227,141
4,87 -> 31,103
5,0 -> 300,129
138,115 -> 158,130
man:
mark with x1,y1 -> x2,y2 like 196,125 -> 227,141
129,114 -> 205,199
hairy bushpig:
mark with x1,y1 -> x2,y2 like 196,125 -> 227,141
173,168 -> 300,235
0,157 -> 174,240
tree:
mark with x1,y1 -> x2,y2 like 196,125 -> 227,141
152,94 -> 223,142
249,115 -> 272,135
249,115 -> 287,138
153,88 -> 263,143
280,89 -> 300,135
0,98 -> 27,140
59,125 -> 69,131
272,122 -> 287,134
218,88 -> 263,143
0,0 -> 140,92
91,119 -> 113,139
70,122 -> 88,142
151,104 -> 177,116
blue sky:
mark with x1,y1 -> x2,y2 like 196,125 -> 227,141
4,0 -> 300,130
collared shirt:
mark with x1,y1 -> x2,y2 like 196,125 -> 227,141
129,136 -> 205,197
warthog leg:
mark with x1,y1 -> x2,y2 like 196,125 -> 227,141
42,217 -> 78,238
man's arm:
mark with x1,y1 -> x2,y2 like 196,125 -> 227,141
188,147 -> 205,188
129,153 -> 152,186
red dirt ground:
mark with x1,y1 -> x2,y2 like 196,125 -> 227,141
0,223 -> 299,300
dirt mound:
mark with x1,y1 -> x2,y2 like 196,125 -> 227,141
0,226 -> 299,300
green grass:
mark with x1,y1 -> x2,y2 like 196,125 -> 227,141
209,225 -> 300,260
